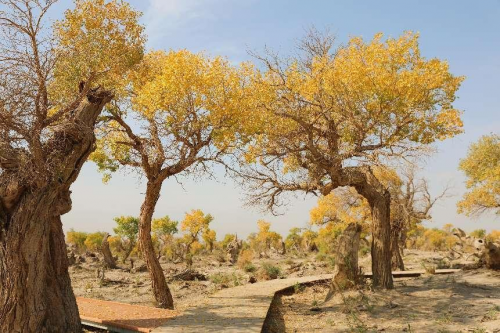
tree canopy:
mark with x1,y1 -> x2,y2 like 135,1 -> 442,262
91,49 -> 251,182
458,134 -> 500,216
238,31 -> 464,210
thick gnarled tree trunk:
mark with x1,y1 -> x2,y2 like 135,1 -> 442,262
343,167 -> 394,289
365,190 -> 393,288
325,223 -> 362,302
139,179 -> 174,309
0,193 -> 81,333
0,92 -> 112,333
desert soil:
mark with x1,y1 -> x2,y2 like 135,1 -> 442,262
72,250 -> 499,332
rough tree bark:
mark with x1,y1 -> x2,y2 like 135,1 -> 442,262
344,167 -> 394,289
101,233 -> 117,269
139,179 -> 174,309
325,223 -> 361,302
0,92 -> 112,333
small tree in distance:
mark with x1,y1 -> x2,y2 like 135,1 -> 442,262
181,209 -> 214,253
84,232 -> 107,252
458,134 -> 500,216
152,216 -> 178,258
113,216 -> 140,263
67,229 -> 89,253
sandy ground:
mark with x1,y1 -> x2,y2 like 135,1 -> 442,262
71,251 -> 333,311
72,250 -> 500,332
266,269 -> 500,332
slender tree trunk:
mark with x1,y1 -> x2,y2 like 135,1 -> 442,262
122,240 -> 135,263
391,222 -> 405,271
0,92 -> 111,332
139,179 -> 174,309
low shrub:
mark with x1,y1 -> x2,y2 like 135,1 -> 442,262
243,263 -> 256,273
210,273 -> 232,285
258,262 -> 281,280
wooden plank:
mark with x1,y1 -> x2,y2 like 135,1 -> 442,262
77,297 -> 179,333
363,269 -> 460,279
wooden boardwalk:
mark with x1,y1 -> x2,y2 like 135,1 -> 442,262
78,297 -> 178,332
153,269 -> 461,333
152,274 -> 333,333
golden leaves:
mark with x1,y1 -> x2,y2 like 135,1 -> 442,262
128,50 -> 251,147
245,31 -> 465,162
457,134 -> 500,216
181,209 -> 214,236
309,187 -> 371,227
51,0 -> 145,105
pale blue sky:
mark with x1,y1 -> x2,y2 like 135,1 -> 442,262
58,0 -> 500,238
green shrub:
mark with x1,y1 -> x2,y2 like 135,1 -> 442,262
244,263 -> 256,273
258,262 -> 281,280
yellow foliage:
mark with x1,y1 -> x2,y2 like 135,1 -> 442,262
181,209 -> 213,239
189,241 -> 204,255
108,235 -> 123,255
66,229 -> 88,252
244,32 -> 464,191
458,134 -> 500,216
443,223 -> 455,234
202,229 -> 217,251
84,232 -> 106,252
129,50 -> 251,148
255,220 -> 282,251
310,187 -> 371,227
301,230 -> 318,251
91,49 -> 252,181
487,230 -> 500,243
316,223 -> 343,253
51,0 -> 145,105
237,249 -> 254,269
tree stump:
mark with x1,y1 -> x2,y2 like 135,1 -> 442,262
226,238 -> 240,264
279,241 -> 286,255
101,233 -> 117,269
325,223 -> 362,302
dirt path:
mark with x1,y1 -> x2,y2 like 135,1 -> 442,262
152,274 -> 333,333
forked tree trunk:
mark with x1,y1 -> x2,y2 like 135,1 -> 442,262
139,179 -> 174,309
346,167 -> 393,289
122,240 -> 135,263
0,92 -> 111,332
